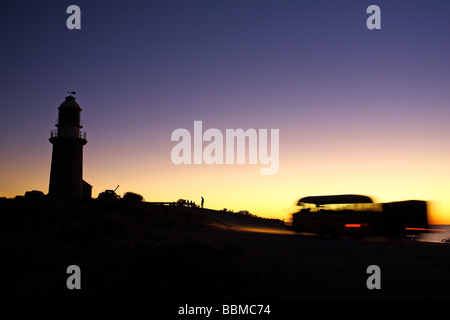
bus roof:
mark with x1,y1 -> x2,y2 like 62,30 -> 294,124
297,194 -> 373,206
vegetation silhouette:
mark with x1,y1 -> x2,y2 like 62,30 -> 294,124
0,196 -> 271,299
123,191 -> 144,202
1,194 -> 450,300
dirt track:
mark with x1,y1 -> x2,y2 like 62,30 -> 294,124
175,206 -> 450,299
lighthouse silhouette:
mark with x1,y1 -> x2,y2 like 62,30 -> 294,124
48,93 -> 92,198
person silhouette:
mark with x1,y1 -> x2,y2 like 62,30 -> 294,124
201,197 -> 204,208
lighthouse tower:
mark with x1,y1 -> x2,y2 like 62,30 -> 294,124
48,93 -> 91,198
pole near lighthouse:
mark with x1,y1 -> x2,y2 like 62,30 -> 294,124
48,92 -> 91,198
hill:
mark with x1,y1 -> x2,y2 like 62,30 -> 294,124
0,197 -> 285,299
1,197 -> 450,300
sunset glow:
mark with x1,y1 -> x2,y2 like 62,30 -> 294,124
1,1 -> 449,225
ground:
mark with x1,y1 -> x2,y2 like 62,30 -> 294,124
1,197 -> 449,300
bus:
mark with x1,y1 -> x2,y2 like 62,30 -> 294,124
291,194 -> 429,238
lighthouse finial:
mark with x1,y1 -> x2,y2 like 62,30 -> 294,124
67,91 -> 76,96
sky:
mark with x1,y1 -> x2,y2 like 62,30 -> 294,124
1,0 -> 449,224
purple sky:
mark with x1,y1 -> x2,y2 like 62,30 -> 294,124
1,1 -> 449,222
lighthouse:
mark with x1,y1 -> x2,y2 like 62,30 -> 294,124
48,93 -> 92,198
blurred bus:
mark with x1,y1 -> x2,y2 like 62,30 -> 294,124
291,194 -> 429,238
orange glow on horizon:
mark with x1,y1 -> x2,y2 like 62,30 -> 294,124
1,125 -> 450,225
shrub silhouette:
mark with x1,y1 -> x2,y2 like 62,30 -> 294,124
123,192 -> 144,202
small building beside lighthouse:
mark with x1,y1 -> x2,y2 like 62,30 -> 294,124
48,93 -> 91,198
